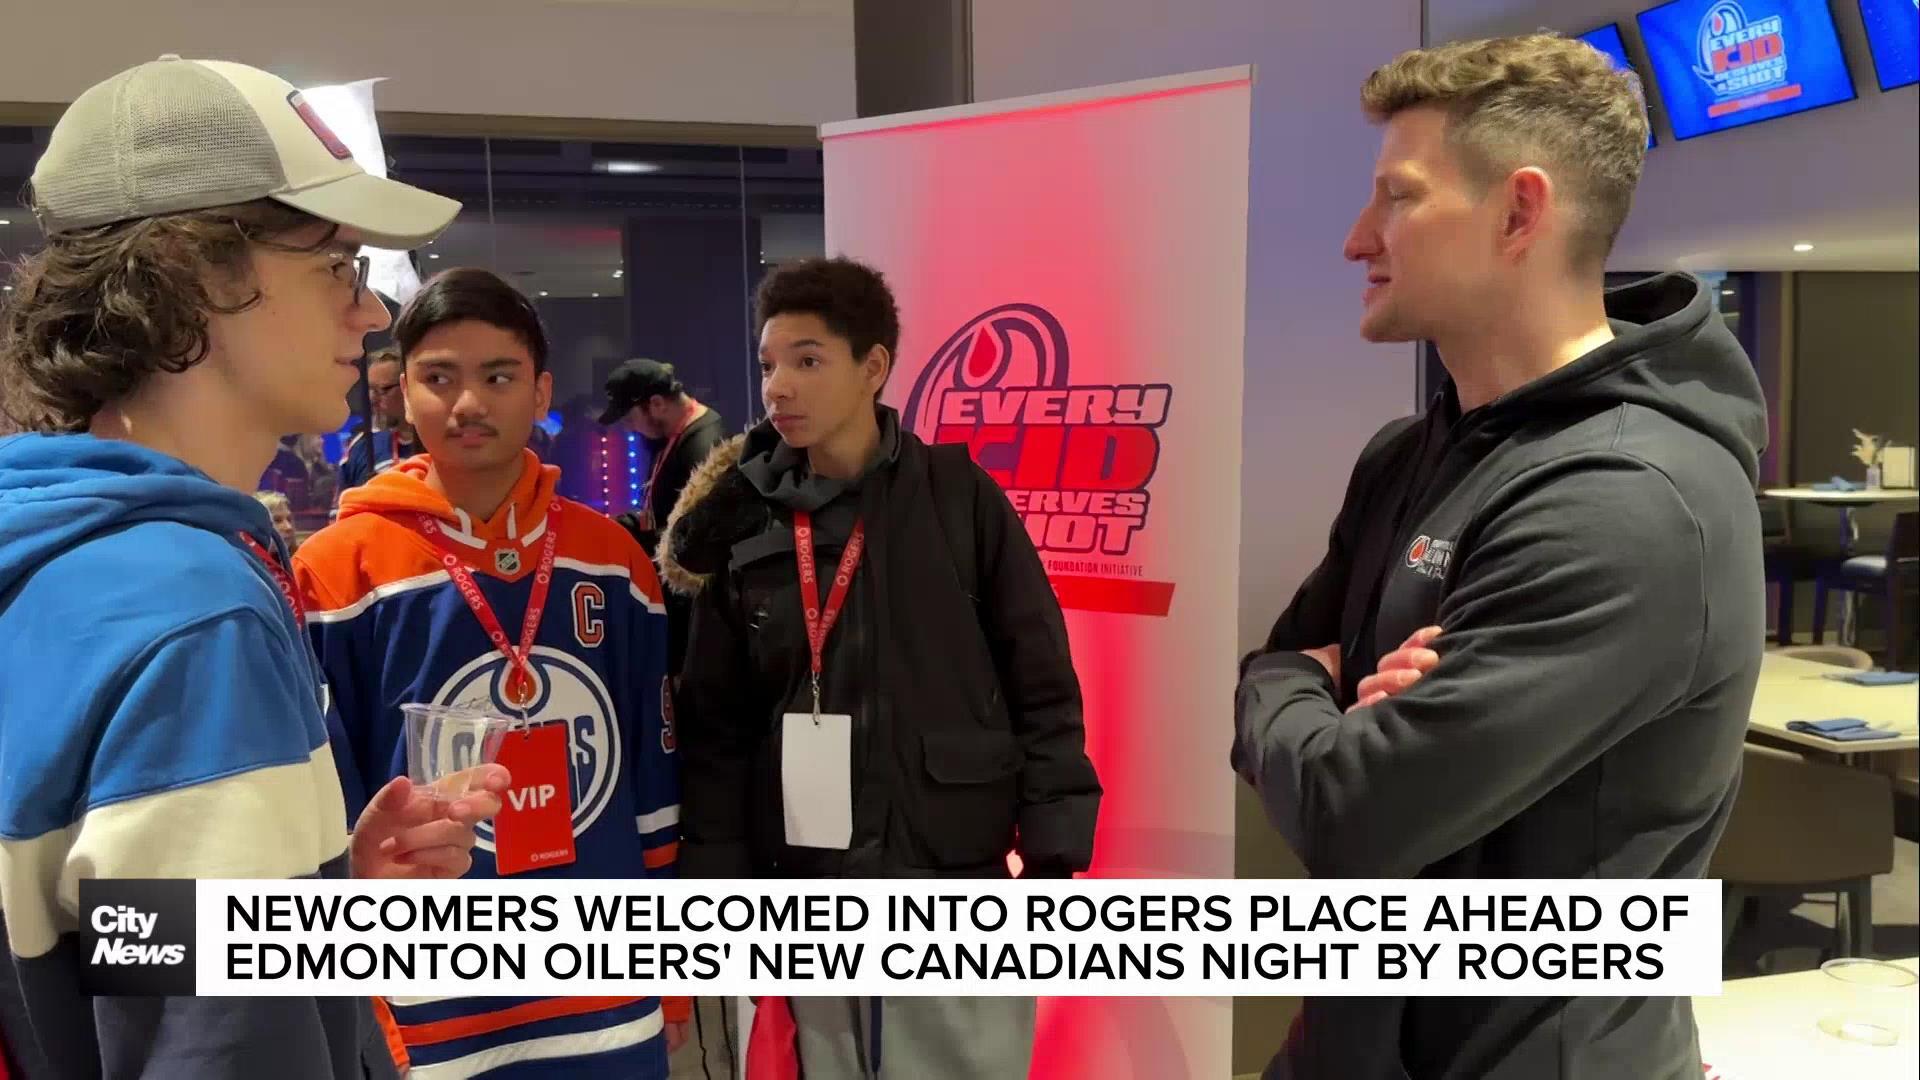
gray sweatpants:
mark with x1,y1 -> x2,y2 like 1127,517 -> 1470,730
788,996 -> 1036,1079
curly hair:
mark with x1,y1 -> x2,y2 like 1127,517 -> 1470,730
1362,33 -> 1650,270
755,257 -> 902,388
0,199 -> 333,433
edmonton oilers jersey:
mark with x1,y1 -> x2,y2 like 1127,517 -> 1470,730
293,451 -> 683,1079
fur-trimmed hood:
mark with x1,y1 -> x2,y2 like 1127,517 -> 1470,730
656,408 -> 905,595
656,432 -> 759,596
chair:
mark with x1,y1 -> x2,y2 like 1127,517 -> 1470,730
1811,512 -> 1919,669
1770,645 -> 1875,670
1761,496 -> 1824,646
1712,744 -> 1894,959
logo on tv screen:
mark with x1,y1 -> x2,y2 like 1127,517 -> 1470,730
1692,1 -> 1791,102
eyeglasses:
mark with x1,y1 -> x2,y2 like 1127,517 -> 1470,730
350,254 -> 372,307
327,251 -> 374,306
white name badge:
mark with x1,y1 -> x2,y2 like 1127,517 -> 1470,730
781,712 -> 853,849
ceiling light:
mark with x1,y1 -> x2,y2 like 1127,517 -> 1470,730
612,270 -> 624,279
592,293 -> 601,298
1721,288 -> 1735,296
539,291 -> 550,297
0,219 -> 10,226
1792,242 -> 1814,252
427,253 -> 441,259
597,160 -> 660,175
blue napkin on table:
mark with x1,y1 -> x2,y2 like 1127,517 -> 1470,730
1786,717 -> 1902,741
1810,477 -> 1866,492
1823,670 -> 1920,686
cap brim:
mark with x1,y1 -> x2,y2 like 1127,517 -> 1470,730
597,402 -> 627,425
274,172 -> 460,250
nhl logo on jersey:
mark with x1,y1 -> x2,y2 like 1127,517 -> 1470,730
495,548 -> 522,574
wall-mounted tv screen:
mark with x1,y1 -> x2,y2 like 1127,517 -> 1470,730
1577,23 -> 1660,147
1636,0 -> 1857,139
1857,0 -> 1919,90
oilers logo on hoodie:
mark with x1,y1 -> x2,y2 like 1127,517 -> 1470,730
293,450 -> 685,1079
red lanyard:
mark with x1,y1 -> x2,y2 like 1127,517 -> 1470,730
639,408 -> 700,528
413,500 -> 563,711
386,430 -> 413,469
793,510 -> 865,718
238,534 -> 305,628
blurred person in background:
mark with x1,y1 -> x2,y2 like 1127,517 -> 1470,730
603,357 -> 731,674
336,344 -> 420,496
255,490 -> 301,552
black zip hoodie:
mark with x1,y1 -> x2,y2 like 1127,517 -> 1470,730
1234,273 -> 1768,1080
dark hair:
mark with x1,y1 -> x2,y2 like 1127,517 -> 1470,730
754,257 -> 901,385
1,199 -> 333,432
1362,33 -> 1649,272
393,267 -> 549,374
652,362 -> 687,400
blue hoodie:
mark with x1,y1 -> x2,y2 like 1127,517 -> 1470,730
0,433 -> 388,1080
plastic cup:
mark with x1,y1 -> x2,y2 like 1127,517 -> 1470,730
1814,957 -> 1918,1047
400,704 -> 512,809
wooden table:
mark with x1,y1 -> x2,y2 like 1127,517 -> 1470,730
1748,652 -> 1918,755
1762,487 -> 1917,550
1695,958 -> 1918,1079
1762,488 -> 1920,506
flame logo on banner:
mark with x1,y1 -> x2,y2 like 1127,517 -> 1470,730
903,304 -> 1070,442
901,305 -> 1177,617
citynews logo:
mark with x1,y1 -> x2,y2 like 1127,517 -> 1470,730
79,879 -> 197,996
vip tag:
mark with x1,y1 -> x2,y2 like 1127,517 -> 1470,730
492,721 -> 577,874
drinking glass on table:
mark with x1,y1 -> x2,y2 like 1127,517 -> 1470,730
1814,957 -> 1918,1047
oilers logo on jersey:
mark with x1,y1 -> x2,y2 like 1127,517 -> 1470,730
432,645 -> 622,851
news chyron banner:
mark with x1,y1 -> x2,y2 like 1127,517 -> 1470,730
78,879 -> 1721,1001
821,67 -> 1252,1080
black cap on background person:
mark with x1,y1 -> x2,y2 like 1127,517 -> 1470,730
599,358 -> 683,425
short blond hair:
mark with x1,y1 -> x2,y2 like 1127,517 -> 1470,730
253,490 -> 291,515
1362,33 -> 1649,271
366,344 -> 402,373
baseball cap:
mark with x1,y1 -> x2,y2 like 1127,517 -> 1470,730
31,56 -> 459,249
599,359 -> 682,424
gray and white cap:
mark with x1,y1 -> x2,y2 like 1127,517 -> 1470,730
31,56 -> 459,249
